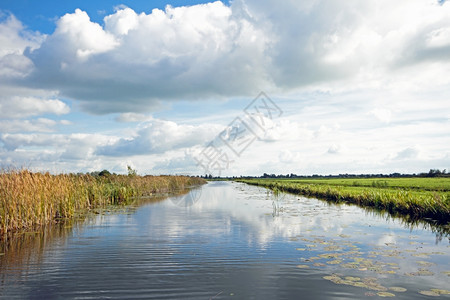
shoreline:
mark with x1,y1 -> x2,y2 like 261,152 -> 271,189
0,170 -> 206,236
237,179 -> 450,225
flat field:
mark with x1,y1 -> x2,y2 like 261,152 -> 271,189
238,177 -> 450,223
269,177 -> 450,191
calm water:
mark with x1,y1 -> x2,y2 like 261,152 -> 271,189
0,181 -> 449,299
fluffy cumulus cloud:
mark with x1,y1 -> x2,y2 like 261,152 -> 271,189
0,0 -> 449,174
21,2 -> 269,113
0,13 -> 70,136
0,0 -> 449,114
96,118 -> 222,156
0,13 -> 42,78
0,118 -> 70,133
0,97 -> 69,119
0,131 -> 118,173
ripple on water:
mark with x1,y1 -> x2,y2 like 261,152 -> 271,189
0,181 -> 448,299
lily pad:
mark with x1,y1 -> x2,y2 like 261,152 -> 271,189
313,263 -> 326,267
338,234 -> 351,238
418,290 -> 440,296
376,270 -> 396,275
366,285 -> 388,292
324,246 -> 342,251
296,265 -> 310,269
377,292 -> 395,297
344,276 -> 360,282
327,259 -> 342,265
430,289 -> 450,295
341,263 -> 359,269
416,261 -> 435,267
352,282 -> 368,288
323,275 -> 340,281
319,253 -> 342,259
405,268 -> 434,276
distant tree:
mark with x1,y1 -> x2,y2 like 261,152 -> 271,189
427,169 -> 442,177
98,169 -> 111,177
127,165 -> 137,177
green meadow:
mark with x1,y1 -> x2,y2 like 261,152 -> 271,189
237,177 -> 450,223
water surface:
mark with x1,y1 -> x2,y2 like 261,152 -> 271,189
1,181 -> 449,299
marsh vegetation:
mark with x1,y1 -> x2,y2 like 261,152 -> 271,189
237,178 -> 450,223
1,181 -> 448,299
0,169 -> 205,235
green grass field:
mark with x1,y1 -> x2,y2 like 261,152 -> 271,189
267,177 -> 450,191
237,178 -> 450,223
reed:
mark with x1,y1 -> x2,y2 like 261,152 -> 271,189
238,179 -> 450,223
0,169 -> 205,235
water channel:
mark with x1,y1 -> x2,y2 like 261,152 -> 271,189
1,181 -> 449,299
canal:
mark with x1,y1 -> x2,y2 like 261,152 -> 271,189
1,181 -> 449,299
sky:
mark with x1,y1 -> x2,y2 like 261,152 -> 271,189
0,0 -> 449,176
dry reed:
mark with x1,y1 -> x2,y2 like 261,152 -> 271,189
0,169 -> 205,235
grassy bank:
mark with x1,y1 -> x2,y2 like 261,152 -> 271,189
0,170 -> 205,235
237,178 -> 450,223
259,177 -> 450,191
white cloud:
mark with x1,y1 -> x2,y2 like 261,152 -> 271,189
0,132 -> 115,162
327,144 -> 342,155
0,13 -> 42,78
96,118 -> 222,156
152,153 -> 201,174
370,108 -> 392,124
115,113 -> 153,123
1,133 -> 64,151
0,13 -> 42,56
22,2 -> 269,113
0,1 -> 449,175
0,118 -> 70,133
278,150 -> 302,164
0,15 -> 69,123
104,7 -> 139,36
393,147 -> 420,160
0,0 -> 448,115
53,9 -> 118,59
0,96 -> 69,119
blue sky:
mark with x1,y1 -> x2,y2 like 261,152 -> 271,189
1,0 -> 226,33
0,0 -> 449,175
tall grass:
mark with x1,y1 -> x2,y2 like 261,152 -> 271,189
0,169 -> 205,235
238,179 -> 450,223
272,177 -> 450,191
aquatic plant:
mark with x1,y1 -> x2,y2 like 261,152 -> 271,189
238,178 -> 450,223
0,169 -> 205,235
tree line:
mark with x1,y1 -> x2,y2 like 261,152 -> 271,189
202,169 -> 449,179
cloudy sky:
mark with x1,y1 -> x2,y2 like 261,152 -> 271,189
0,0 -> 449,176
